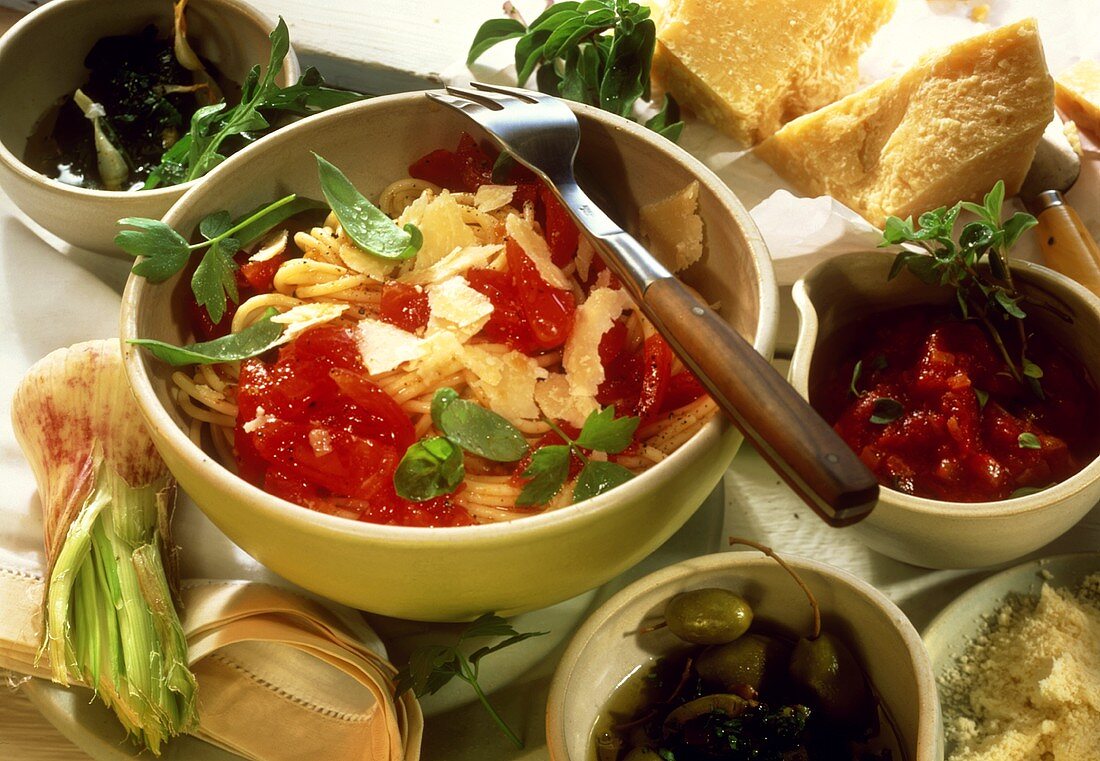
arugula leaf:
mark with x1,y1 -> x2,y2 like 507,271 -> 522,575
572,460 -> 634,502
128,309 -> 284,366
516,445 -> 571,506
394,613 -> 547,748
430,389 -> 529,462
574,405 -> 639,453
394,437 -> 465,501
256,67 -> 364,115
313,153 -> 422,260
869,398 -> 903,425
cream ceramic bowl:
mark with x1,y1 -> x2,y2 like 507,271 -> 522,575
790,251 -> 1100,569
0,0 -> 298,256
120,93 -> 778,621
545,551 -> 942,761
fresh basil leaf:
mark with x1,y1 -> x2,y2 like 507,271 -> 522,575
394,436 -> 465,501
644,95 -> 683,142
527,2 -> 582,33
993,289 -> 1026,319
575,405 -> 639,454
1022,360 -> 1044,379
192,239 -> 239,324
436,397 -> 528,462
849,360 -> 863,397
1018,432 -> 1041,450
468,18 -> 527,64
959,200 -> 988,221
516,445 -> 571,506
129,309 -> 284,365
313,153 -> 422,260
116,218 -> 192,281
572,460 -> 634,502
974,388 -> 989,410
1002,212 -> 1038,249
536,61 -> 564,96
200,210 -> 232,240
430,387 -> 460,430
882,217 -> 915,246
543,15 -> 598,61
514,28 -> 552,85
598,17 -> 655,117
983,180 -> 1005,225
959,221 -> 995,253
987,249 -> 1008,280
869,397 -> 904,425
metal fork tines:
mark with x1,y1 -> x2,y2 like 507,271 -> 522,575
423,82 -> 881,526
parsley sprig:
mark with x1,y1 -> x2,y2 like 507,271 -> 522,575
880,181 -> 1041,391
468,0 -> 683,141
395,614 -> 547,748
145,19 -> 364,188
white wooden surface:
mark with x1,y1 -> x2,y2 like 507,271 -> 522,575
1,2 -> 1100,760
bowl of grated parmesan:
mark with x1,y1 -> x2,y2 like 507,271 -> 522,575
923,551 -> 1100,761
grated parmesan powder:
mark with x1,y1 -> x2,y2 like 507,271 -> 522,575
941,573 -> 1100,760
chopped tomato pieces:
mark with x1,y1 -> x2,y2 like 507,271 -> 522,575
539,186 -> 579,267
505,237 -> 575,351
379,281 -> 430,333
636,335 -> 673,423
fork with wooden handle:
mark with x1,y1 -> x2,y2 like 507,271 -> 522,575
427,82 -> 879,526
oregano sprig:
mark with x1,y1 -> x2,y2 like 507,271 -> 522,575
394,614 -> 547,748
468,0 -> 684,141
880,181 -> 1041,392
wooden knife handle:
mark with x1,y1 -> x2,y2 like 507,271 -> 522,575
1035,201 -> 1100,298
642,277 -> 879,526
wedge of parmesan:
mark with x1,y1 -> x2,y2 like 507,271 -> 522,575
399,190 -> 477,269
463,346 -> 547,420
426,276 -> 494,337
1056,59 -> 1100,139
639,181 -> 703,272
505,214 -> 572,291
474,185 -> 516,213
563,287 -> 634,398
354,319 -> 428,374
271,303 -> 348,344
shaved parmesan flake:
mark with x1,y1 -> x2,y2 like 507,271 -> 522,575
639,181 -> 704,272
474,185 -> 516,213
271,303 -> 348,343
535,373 -> 598,428
242,405 -> 276,434
427,276 -> 494,336
593,269 -> 612,290
576,236 -> 596,282
249,229 -> 288,262
463,346 -> 547,420
336,240 -> 398,279
399,190 -> 477,269
411,330 -> 466,382
400,244 -> 502,286
563,287 -> 633,396
505,214 -> 572,291
355,319 -> 427,374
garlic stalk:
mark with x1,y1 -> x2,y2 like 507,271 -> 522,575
12,340 -> 197,754
173,0 -> 222,105
72,88 -> 130,191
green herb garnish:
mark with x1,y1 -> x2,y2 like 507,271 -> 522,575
395,614 -> 547,748
468,1 -> 683,141
1018,432 -> 1041,450
128,308 -> 284,365
144,19 -> 363,188
849,359 -> 863,398
118,193 -> 323,323
313,153 -> 422,260
881,181 -> 1040,390
974,388 -> 989,410
393,436 -> 466,501
517,405 -> 639,506
869,398 -> 903,425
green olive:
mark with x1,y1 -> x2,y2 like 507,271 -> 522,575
664,588 -> 753,645
621,748 -> 661,761
695,633 -> 790,694
788,632 -> 875,729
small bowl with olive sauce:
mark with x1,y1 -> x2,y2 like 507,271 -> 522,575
546,550 -> 941,761
0,0 -> 299,256
788,251 -> 1100,569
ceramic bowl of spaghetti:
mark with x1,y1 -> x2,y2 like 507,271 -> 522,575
0,0 -> 298,256
120,92 -> 778,621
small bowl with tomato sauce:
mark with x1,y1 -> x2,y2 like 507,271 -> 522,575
120,92 -> 778,620
789,251 -> 1100,569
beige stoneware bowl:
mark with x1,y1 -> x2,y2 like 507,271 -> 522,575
120,93 -> 779,621
0,0 -> 298,256
790,251 -> 1100,569
545,551 -> 942,761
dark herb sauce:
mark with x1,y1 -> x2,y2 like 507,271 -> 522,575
24,24 -> 232,190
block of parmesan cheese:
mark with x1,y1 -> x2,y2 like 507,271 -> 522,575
1056,59 -> 1100,139
754,19 -> 1055,229
653,0 -> 897,145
